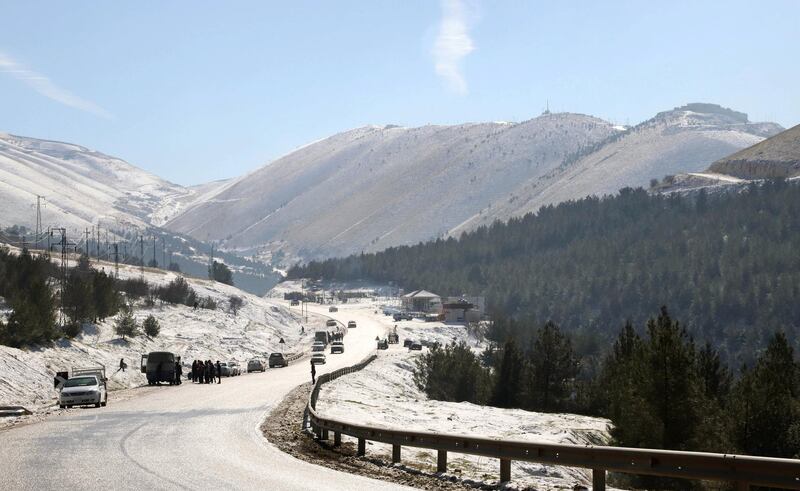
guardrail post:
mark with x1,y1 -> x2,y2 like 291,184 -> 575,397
592,469 -> 605,491
334,431 -> 341,447
437,450 -> 447,473
357,438 -> 366,456
500,458 -> 511,483
392,444 -> 401,464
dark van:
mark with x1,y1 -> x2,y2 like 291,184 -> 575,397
141,351 -> 176,385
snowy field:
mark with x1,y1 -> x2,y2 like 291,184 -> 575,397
0,254 -> 319,422
316,349 -> 611,489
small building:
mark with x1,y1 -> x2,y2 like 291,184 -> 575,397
401,290 -> 442,313
442,296 -> 485,324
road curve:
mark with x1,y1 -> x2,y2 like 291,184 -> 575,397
0,302 -> 410,490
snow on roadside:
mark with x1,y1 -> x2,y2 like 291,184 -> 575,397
0,259 -> 318,421
316,349 -> 611,489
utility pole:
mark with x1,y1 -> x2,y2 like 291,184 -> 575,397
34,195 -> 43,251
52,228 -> 67,326
45,227 -> 51,259
139,235 -> 145,278
209,242 -> 214,280
105,229 -> 109,260
95,226 -> 100,259
162,238 -> 166,269
84,228 -> 91,259
113,243 -> 119,279
152,236 -> 157,268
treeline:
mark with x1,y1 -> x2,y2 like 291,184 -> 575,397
0,248 -> 220,347
413,308 -> 800,468
290,180 -> 800,365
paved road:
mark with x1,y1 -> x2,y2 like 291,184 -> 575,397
0,303 -> 409,490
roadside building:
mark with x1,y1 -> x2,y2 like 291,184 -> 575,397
401,290 -> 442,313
442,296 -> 485,324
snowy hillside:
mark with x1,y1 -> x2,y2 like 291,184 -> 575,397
166,114 -> 618,263
0,250 -> 315,415
317,350 -> 610,489
0,132 -> 190,230
456,104 -> 783,232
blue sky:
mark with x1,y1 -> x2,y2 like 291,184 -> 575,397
1,1 -> 798,185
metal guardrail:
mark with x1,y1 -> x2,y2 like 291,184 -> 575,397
305,357 -> 800,490
284,352 -> 304,363
0,406 -> 32,418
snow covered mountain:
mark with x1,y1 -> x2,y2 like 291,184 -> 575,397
0,132 -> 190,231
453,104 -> 783,233
165,113 -> 619,262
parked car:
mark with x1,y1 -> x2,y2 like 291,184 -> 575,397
330,341 -> 344,354
409,341 -> 423,351
247,359 -> 265,372
219,362 -> 232,377
269,353 -> 288,368
311,353 -> 327,364
326,319 -> 337,328
312,341 -> 325,352
329,306 -> 338,312
59,368 -> 107,409
229,361 -> 241,376
377,339 -> 389,350
290,299 -> 299,306
393,312 -> 413,321
347,320 -> 357,329
388,333 -> 399,344
403,338 -> 413,348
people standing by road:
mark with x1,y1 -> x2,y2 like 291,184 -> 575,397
216,360 -> 222,384
310,360 -> 316,384
174,361 -> 182,385
191,360 -> 197,383
206,360 -> 213,384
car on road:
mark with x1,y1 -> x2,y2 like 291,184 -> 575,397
290,300 -> 299,306
326,319 -> 337,328
330,341 -> 344,354
329,306 -> 338,312
269,353 -> 288,368
393,312 -> 413,321
141,351 -> 177,385
312,342 -> 326,353
59,374 -> 107,409
311,353 -> 326,364
347,320 -> 357,329
247,359 -> 265,372
229,361 -> 241,376
377,339 -> 388,350
219,362 -> 233,376
388,333 -> 399,344
403,338 -> 413,348
408,341 -> 423,351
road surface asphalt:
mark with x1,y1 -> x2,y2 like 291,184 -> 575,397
0,302 -> 411,490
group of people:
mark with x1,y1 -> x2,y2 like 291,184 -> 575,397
191,359 -> 221,384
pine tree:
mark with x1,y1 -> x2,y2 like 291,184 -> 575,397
527,321 -> 578,412
491,338 -> 525,408
114,303 -> 139,341
143,315 -> 160,337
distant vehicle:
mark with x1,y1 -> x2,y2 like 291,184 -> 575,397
383,308 -> 399,316
388,333 -> 399,344
377,339 -> 389,350
229,361 -> 241,376
269,353 -> 288,368
247,359 -> 265,372
141,351 -> 176,385
58,366 -> 107,409
290,300 -> 300,306
329,306 -> 338,312
311,353 -> 326,364
330,341 -> 344,354
403,339 -> 413,348
219,362 -> 232,377
347,320 -> 357,329
315,330 -> 331,345
409,341 -> 423,351
393,312 -> 413,321
326,319 -> 337,328
312,341 -> 325,352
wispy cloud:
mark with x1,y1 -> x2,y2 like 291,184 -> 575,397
0,50 -> 113,119
432,0 -> 476,95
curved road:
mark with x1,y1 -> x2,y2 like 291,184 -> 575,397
0,303 -> 409,490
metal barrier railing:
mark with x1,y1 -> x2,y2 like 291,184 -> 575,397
305,357 -> 800,490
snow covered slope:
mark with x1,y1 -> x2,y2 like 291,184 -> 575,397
456,104 -> 783,233
708,123 -> 800,179
166,114 -> 618,262
0,132 -> 190,230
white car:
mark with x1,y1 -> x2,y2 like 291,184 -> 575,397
311,353 -> 327,364
59,375 -> 107,408
330,341 -> 344,354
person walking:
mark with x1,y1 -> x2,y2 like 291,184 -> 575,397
215,360 -> 222,384
118,358 -> 126,373
310,360 -> 316,385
